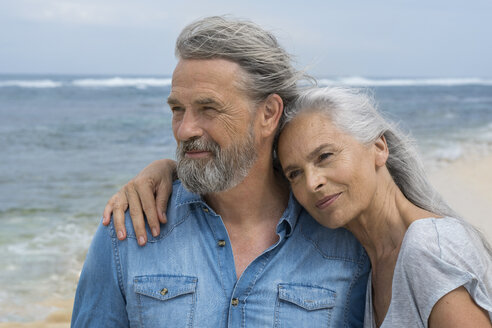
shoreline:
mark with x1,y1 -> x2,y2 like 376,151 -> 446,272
0,298 -> 73,328
2,153 -> 491,326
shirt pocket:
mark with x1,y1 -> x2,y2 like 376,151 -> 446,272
274,283 -> 336,328
133,274 -> 197,328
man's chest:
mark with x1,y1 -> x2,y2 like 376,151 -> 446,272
120,233 -> 359,328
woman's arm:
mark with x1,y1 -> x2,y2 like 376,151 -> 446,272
428,286 -> 491,328
102,159 -> 177,246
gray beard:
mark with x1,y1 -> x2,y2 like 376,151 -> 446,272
176,129 -> 257,195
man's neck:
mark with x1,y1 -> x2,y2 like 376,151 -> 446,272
203,157 -> 290,279
204,162 -> 289,227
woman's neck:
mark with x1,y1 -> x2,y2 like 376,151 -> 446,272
345,170 -> 436,266
344,168 -> 438,327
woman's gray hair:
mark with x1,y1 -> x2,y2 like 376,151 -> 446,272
281,87 -> 492,251
175,16 -> 309,113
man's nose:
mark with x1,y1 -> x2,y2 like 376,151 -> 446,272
175,110 -> 203,141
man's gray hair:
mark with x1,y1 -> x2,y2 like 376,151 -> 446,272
175,16 -> 306,113
281,87 -> 492,252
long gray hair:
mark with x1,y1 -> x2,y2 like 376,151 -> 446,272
175,16 -> 310,113
281,87 -> 492,251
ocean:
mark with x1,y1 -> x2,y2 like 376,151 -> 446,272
1,74 -> 492,322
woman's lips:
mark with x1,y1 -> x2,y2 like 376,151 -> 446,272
315,193 -> 342,209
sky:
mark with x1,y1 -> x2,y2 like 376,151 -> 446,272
0,0 -> 491,77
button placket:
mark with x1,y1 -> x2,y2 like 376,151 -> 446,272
200,204 -> 237,300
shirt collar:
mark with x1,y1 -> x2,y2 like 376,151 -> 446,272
174,181 -> 204,207
174,182 -> 301,237
276,191 -> 301,237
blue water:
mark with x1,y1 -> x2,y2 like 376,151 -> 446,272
1,74 -> 491,322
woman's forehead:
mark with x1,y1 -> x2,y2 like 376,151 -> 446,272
279,113 -> 338,154
280,112 -> 338,141
278,111 -> 364,162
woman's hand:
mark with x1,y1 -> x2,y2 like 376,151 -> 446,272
102,159 -> 177,246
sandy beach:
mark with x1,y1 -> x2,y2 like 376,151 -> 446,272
1,154 -> 491,327
0,298 -> 73,328
429,153 -> 492,242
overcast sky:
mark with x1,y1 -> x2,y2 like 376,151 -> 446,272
1,0 -> 491,77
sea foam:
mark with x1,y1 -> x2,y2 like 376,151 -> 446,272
0,80 -> 62,88
318,77 -> 492,87
2,76 -> 491,89
72,77 -> 172,88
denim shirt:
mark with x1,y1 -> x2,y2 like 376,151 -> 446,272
72,181 -> 370,327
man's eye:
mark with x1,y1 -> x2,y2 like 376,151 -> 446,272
203,106 -> 217,111
171,106 -> 184,112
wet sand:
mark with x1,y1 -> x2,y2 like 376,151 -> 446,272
0,299 -> 73,328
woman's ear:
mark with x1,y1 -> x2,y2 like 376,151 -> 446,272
257,94 -> 283,138
374,134 -> 389,167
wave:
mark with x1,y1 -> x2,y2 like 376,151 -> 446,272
0,80 -> 62,88
2,76 -> 492,89
318,77 -> 492,87
71,77 -> 172,88
0,77 -> 172,89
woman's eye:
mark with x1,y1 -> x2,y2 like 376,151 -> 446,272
319,152 -> 332,162
287,170 -> 300,180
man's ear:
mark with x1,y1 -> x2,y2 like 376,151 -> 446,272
374,134 -> 389,167
257,94 -> 283,138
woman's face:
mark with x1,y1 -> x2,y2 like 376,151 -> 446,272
278,111 -> 382,229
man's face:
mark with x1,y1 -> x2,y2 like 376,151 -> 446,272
168,58 -> 258,194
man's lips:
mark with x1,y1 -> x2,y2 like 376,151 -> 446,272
185,150 -> 212,159
315,193 -> 342,209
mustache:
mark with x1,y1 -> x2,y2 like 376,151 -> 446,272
178,138 -> 220,155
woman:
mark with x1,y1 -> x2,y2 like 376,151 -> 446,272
103,87 -> 492,327
276,87 -> 492,327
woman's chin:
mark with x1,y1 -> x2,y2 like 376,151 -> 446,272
311,210 -> 347,230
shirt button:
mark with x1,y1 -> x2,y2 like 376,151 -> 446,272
231,298 -> 239,306
160,288 -> 168,296
217,240 -> 226,247
202,207 -> 209,213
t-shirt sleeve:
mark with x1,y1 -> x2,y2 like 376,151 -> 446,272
396,218 -> 492,324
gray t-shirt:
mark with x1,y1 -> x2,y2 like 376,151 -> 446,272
364,217 -> 492,327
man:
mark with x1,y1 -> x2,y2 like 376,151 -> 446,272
72,16 -> 369,327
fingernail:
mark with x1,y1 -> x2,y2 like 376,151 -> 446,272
138,236 -> 145,245
152,228 -> 158,237
117,231 -> 124,239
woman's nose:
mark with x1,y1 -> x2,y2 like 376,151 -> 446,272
306,169 -> 325,192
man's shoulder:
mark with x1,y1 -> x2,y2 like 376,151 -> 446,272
118,180 -> 197,243
295,210 -> 366,264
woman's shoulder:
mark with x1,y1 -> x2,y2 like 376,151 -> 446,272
403,217 -> 478,254
392,218 -> 492,324
405,216 -> 467,237
399,217 -> 490,275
